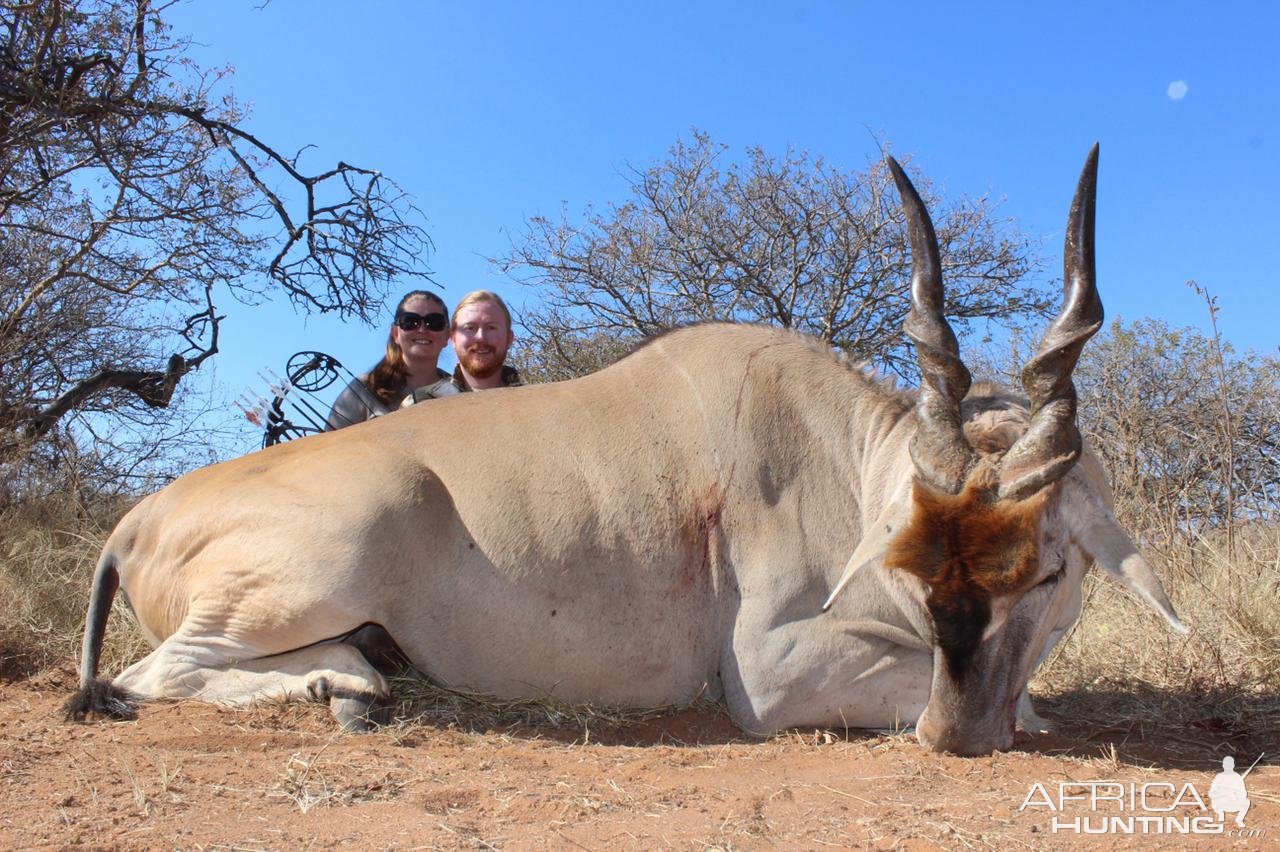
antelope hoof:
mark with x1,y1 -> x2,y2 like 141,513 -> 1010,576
308,676 -> 387,732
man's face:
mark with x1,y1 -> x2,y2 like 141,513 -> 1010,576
452,300 -> 514,380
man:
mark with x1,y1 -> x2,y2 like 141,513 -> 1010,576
449,290 -> 523,391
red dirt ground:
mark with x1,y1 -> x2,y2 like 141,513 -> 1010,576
2,668 -> 1274,849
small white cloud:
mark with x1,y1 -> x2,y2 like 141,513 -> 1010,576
1167,80 -> 1189,100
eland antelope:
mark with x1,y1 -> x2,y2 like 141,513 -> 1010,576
67,146 -> 1185,755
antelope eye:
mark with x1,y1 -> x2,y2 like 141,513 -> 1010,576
1036,560 -> 1067,589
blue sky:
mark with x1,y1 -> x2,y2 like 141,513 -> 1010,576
165,1 -> 1278,448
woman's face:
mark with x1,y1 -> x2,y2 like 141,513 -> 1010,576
392,295 -> 449,371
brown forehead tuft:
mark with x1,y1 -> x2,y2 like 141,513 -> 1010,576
960,387 -> 1033,455
884,474 -> 1046,598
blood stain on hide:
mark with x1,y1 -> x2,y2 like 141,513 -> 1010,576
675,486 -> 727,595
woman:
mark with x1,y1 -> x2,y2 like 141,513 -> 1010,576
325,290 -> 458,430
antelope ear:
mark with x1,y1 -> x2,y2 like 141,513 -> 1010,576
823,481 -> 914,611
1066,481 -> 1189,635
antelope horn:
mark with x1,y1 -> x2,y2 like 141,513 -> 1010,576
997,145 -> 1104,501
887,156 -> 974,494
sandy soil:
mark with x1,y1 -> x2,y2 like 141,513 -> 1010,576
1,668 -> 1273,850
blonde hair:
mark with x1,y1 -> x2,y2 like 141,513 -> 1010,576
451,290 -> 512,331
366,290 -> 447,404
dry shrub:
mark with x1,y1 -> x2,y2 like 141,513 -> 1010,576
0,494 -> 147,680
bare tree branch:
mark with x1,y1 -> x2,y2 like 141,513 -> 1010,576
28,353 -> 186,438
0,0 -> 433,483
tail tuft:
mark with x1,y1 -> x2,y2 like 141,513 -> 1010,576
63,678 -> 138,722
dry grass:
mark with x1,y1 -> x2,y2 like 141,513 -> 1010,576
1031,523 -> 1280,756
0,496 -> 147,681
390,676 -> 725,736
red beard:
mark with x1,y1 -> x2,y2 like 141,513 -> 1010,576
459,346 -> 504,379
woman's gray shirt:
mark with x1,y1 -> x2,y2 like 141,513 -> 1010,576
324,368 -> 457,431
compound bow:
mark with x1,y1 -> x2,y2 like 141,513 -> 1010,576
236,351 -> 380,447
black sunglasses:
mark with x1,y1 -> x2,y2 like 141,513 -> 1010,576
395,311 -> 448,332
